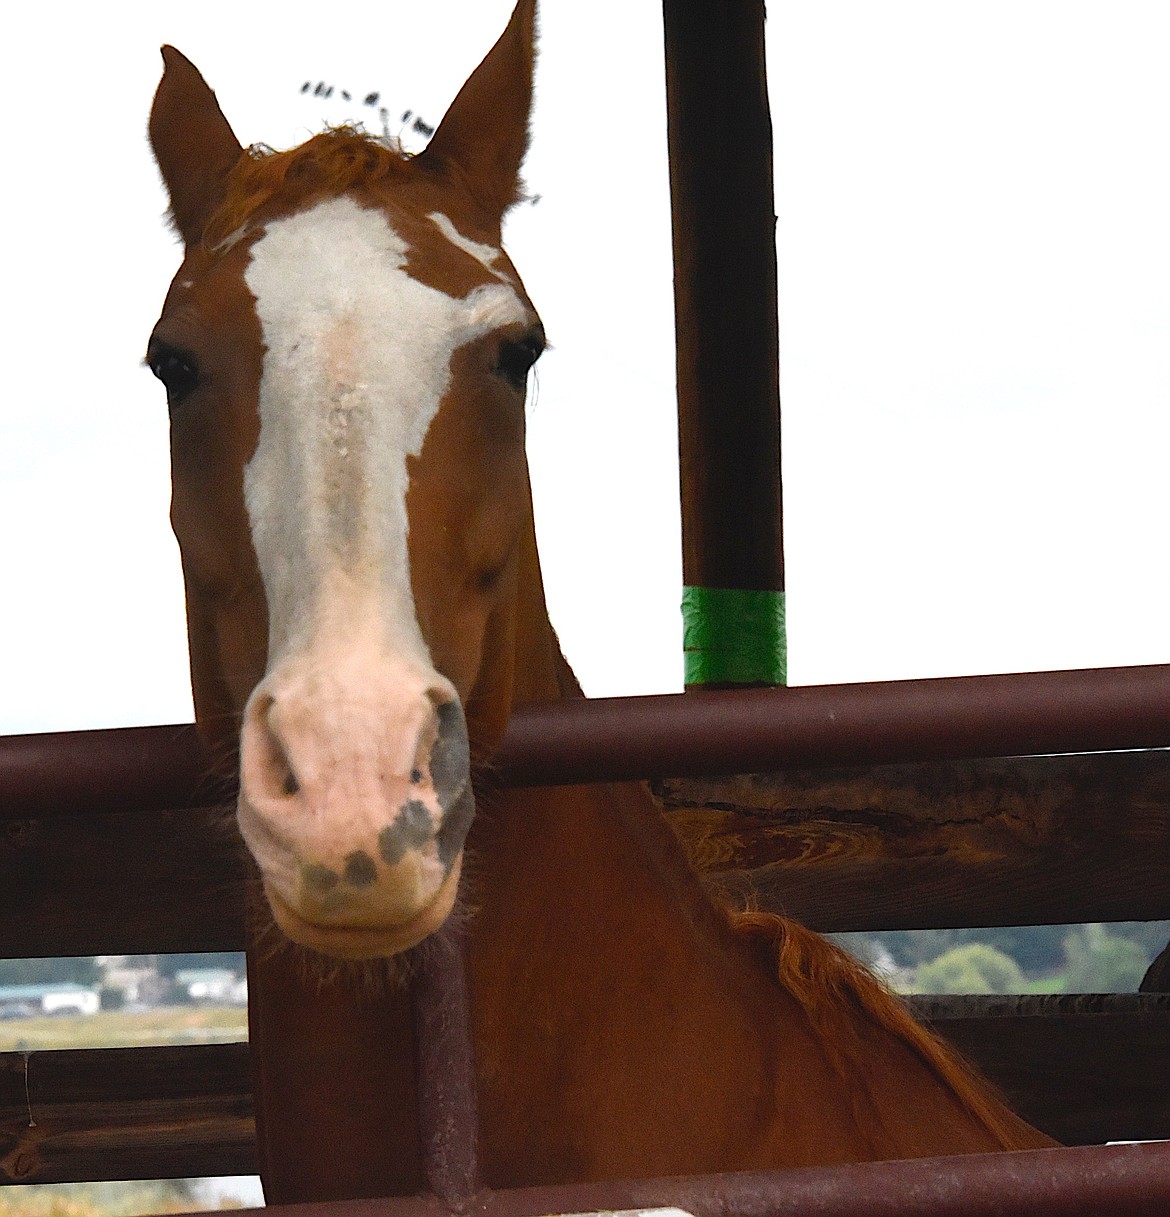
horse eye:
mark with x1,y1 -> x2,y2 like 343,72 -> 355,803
147,343 -> 200,405
495,335 -> 543,391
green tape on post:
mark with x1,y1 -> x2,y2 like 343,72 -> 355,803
681,586 -> 787,687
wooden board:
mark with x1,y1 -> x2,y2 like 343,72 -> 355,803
4,750 -> 1169,958
657,750 -> 1170,930
908,994 -> 1170,1145
0,1042 -> 254,1184
0,807 -> 247,958
2,999 -> 1167,1184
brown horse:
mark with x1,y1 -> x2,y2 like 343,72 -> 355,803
147,0 -> 1052,1202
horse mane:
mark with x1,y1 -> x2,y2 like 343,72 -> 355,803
726,907 -> 1026,1151
204,129 -> 413,250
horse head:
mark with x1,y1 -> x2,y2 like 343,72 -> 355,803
148,0 -> 541,959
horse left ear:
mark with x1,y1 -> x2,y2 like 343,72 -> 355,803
419,0 -> 537,223
150,46 -> 244,247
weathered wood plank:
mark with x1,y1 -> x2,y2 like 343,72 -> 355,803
0,1043 -> 254,1184
910,994 -> 1170,1146
0,807 -> 248,958
657,750 -> 1170,930
4,750 -> 1170,958
1,1001 -> 1167,1183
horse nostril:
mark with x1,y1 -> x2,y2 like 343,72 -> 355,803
425,698 -> 474,869
430,698 -> 471,803
242,693 -> 303,806
266,704 -> 300,799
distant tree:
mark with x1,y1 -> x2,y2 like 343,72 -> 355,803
0,957 -> 101,987
879,926 -> 1066,971
878,922 -> 1165,978
880,929 -> 963,968
971,926 -> 1071,973
1062,924 -> 1149,993
914,944 -> 1026,995
1106,920 -> 1170,959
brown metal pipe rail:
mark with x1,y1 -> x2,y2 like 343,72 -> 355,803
664,0 -> 786,626
4,663 -> 1170,815
170,1142 -> 1170,1217
496,661 -> 1170,786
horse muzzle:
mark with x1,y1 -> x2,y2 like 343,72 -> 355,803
237,663 -> 475,958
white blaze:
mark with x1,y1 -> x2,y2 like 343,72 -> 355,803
427,211 -> 510,279
242,195 -> 525,665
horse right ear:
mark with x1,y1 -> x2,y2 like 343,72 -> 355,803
149,46 -> 244,247
418,0 -> 537,225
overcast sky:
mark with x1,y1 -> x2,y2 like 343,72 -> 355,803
4,1 -> 1170,736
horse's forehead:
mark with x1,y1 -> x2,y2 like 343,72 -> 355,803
240,194 -> 529,349
171,189 -> 526,323
157,244 -> 259,356
390,200 -> 523,301
236,189 -> 522,306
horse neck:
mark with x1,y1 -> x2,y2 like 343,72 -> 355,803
463,493 -> 1052,1176
462,500 -> 821,1176
505,492 -> 581,707
475,492 -> 714,916
467,477 -> 744,945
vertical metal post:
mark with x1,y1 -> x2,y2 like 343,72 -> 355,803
411,926 -> 482,1212
663,0 -> 786,688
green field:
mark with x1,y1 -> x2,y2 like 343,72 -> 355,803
0,1006 -> 247,1052
0,1181 -> 234,1217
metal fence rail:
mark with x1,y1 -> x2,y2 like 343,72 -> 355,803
155,1142 -> 1170,1217
5,663 -> 1170,817
4,665 -> 1170,1210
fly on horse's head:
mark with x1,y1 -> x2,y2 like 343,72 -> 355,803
148,0 -> 542,959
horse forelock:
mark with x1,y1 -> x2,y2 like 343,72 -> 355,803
203,129 -> 415,251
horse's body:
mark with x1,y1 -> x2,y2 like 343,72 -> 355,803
147,0 -> 1052,1201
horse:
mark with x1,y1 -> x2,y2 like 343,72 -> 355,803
147,0 -> 1053,1202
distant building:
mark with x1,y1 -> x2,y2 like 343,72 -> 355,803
0,983 -> 100,1018
174,969 -> 248,1005
97,958 -> 168,1007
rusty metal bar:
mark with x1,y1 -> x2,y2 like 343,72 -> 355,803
0,721 -> 219,818
479,1141 -> 1170,1217
495,662 -> 1170,786
409,927 -> 481,1212
663,0 -> 785,688
166,1141 -> 1170,1217
5,664 -> 1170,814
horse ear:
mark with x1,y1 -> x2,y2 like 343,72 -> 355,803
419,0 -> 537,223
149,46 -> 244,247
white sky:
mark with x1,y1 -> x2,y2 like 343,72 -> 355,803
4,1 -> 1170,736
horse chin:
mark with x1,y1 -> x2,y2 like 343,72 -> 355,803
263,857 -> 463,960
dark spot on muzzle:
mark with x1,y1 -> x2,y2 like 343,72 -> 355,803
343,850 -> 378,887
304,863 -> 340,893
378,798 -> 434,865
